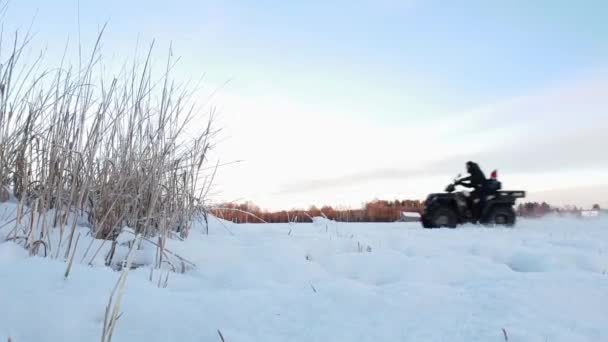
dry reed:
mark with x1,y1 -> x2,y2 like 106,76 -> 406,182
0,21 -> 218,266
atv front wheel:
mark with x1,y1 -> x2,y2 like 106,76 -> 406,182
429,207 -> 458,228
421,217 -> 433,229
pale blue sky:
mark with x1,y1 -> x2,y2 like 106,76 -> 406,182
4,1 -> 608,208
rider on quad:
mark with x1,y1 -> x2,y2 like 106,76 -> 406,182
459,161 -> 486,190
457,161 -> 491,221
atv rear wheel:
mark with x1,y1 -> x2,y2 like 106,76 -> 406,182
428,207 -> 458,228
486,206 -> 516,227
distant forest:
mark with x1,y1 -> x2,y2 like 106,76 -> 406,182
210,200 -> 600,223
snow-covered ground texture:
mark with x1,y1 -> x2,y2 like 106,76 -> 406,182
1,203 -> 608,342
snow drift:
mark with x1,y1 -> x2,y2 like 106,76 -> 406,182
1,203 -> 608,342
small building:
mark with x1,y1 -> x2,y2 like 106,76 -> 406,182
400,211 -> 421,222
580,210 -> 600,218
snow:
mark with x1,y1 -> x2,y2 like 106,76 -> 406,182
1,205 -> 608,342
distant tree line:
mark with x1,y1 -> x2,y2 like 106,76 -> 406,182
212,200 -> 602,223
210,199 -> 424,223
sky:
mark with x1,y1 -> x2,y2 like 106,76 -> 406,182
3,0 -> 608,210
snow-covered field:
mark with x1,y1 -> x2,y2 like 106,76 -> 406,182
1,203 -> 608,342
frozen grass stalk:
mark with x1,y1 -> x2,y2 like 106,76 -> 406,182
100,234 -> 140,342
64,232 -> 81,279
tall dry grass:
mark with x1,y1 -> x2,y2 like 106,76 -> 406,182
0,22 -> 218,265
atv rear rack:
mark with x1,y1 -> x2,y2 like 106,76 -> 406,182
497,190 -> 526,198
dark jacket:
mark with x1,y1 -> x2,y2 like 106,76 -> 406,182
460,162 -> 486,189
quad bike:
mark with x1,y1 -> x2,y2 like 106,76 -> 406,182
417,172 -> 526,228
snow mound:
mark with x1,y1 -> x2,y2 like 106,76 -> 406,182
0,241 -> 28,266
311,216 -> 334,226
